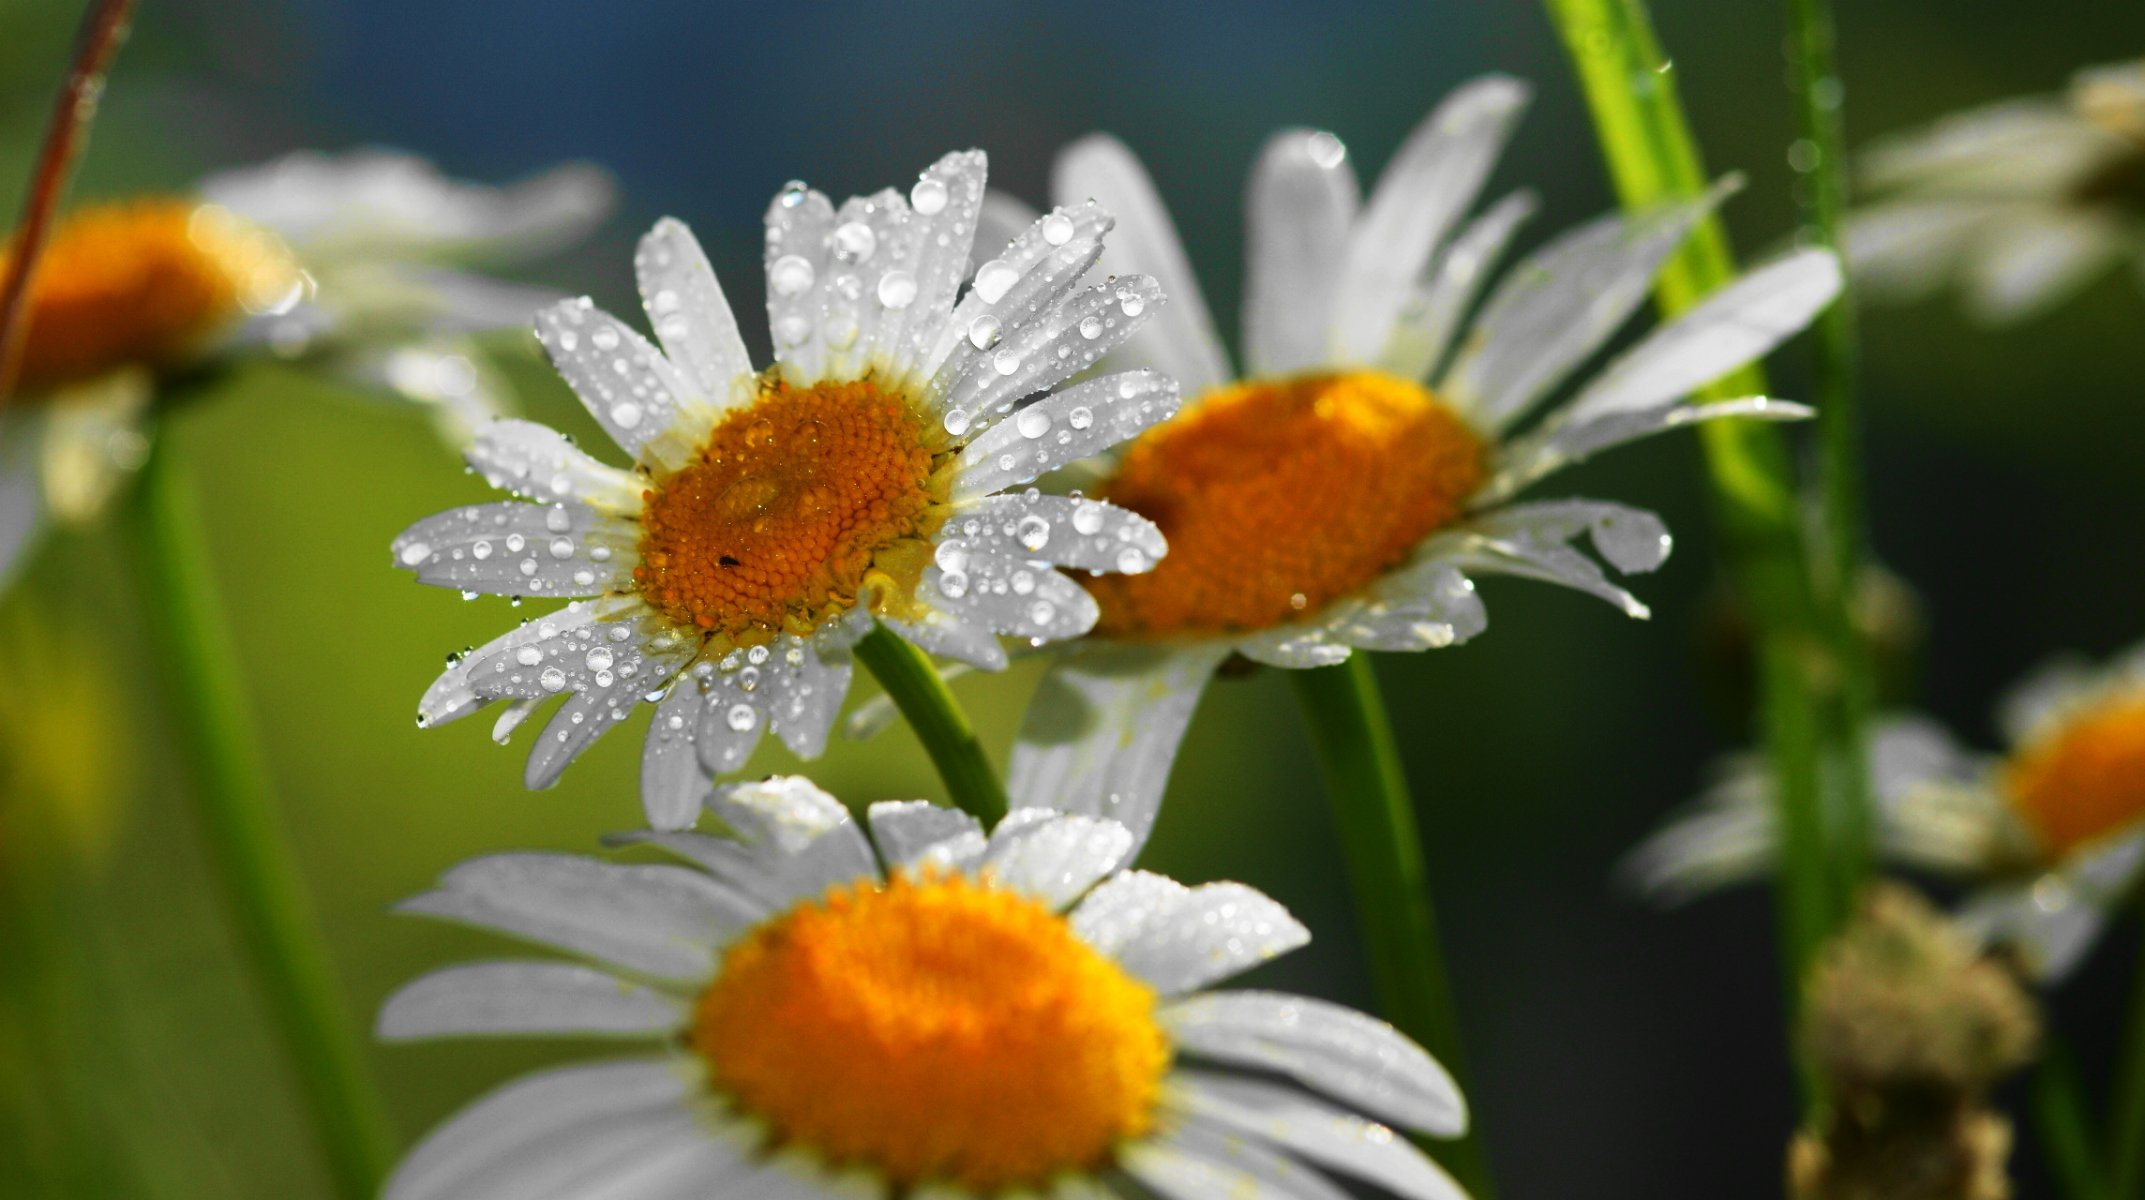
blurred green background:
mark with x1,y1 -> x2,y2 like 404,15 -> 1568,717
2,0 -> 2141,1195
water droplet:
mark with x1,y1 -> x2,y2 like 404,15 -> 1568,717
589,546 -> 612,563
1306,131 -> 1347,169
1028,599 -> 1057,626
727,703 -> 758,731
943,410 -> 972,436
738,666 -> 760,692
935,542 -> 970,573
777,182 -> 808,209
877,269 -> 918,309
544,507 -> 572,533
1010,570 -> 1036,595
520,558 -> 539,577
515,646 -> 544,666
398,542 -> 432,566
590,326 -> 620,351
967,315 -> 1001,349
651,288 -> 680,314
1077,314 -> 1104,340
505,534 -> 526,553
610,402 -> 644,429
548,536 -> 575,559
910,177 -> 948,215
1017,514 -> 1050,550
1115,547 -> 1149,573
746,645 -> 770,665
974,259 -> 1020,304
770,254 -> 816,296
1040,211 -> 1076,245
1072,503 -> 1104,535
775,314 -> 812,346
539,667 -> 568,692
831,221 -> 877,263
992,349 -> 1022,376
1118,292 -> 1145,317
472,540 -> 493,560
572,569 -> 595,586
585,647 -> 615,672
1015,409 -> 1050,439
940,571 -> 970,599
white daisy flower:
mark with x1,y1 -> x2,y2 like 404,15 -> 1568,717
394,151 -> 1181,830
992,77 -> 1838,850
378,775 -> 1468,1200
1626,639 -> 2145,981
1845,58 -> 2145,324
0,148 -> 613,590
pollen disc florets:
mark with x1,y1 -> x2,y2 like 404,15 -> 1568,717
1086,370 -> 1486,637
634,375 -> 951,641
5,199 -> 299,395
2003,691 -> 2145,859
692,871 -> 1170,1191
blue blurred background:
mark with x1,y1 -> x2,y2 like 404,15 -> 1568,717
3,0 -> 2142,1195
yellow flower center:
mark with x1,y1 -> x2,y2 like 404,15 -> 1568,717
1086,370 -> 1486,637
634,375 -> 951,644
692,871 -> 1169,1191
3,199 -> 298,396
2003,691 -> 2145,860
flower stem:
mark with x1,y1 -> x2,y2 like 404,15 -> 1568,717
117,437 -> 396,1200
1290,656 -> 1495,1198
854,625 -> 1008,824
2038,1035 -> 2107,1200
1543,0 -> 1841,1082
2109,917 -> 2145,1198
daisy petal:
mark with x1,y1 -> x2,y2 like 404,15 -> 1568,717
1553,249 -> 1841,425
635,217 -> 754,410
922,552 -> 1099,644
419,598 -> 616,727
877,604 -> 1010,672
526,683 -> 654,789
1237,624 -> 1354,669
931,200 -> 1115,382
1444,180 -> 1735,433
1333,75 -> 1532,366
762,183 -> 840,382
377,960 -> 683,1040
1243,128 -> 1361,377
873,150 -> 990,383
392,502 -> 636,598
396,854 -> 740,981
951,493 -> 1167,575
1078,875 -> 1307,995
1482,396 -> 1812,504
1960,830 -> 2145,981
1336,561 -> 1488,652
1424,501 -> 1671,618
1964,209 -> 2125,324
1169,1071 -> 1467,1200
1053,134 -> 1232,393
951,370 -> 1181,499
981,812 -> 1133,908
1124,1120 -> 1352,1200
1380,189 -> 1537,382
1842,200 -> 1993,300
1162,990 -> 1466,1135
464,419 -> 642,515
534,298 -> 702,471
640,680 -> 710,831
1009,644 -> 1229,854
865,800 -> 987,873
937,273 -> 1164,439
382,1059 -> 690,1200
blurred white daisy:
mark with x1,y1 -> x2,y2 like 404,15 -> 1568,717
1627,640 -> 2145,981
0,148 -> 612,588
991,77 -> 1837,849
378,775 -> 1469,1200
1846,59 -> 2145,323
395,151 -> 1181,829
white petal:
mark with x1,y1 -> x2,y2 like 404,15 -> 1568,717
1842,200 -> 1995,301
948,493 -> 1166,576
464,418 -> 642,516
641,680 -> 711,832
636,217 -> 755,410
872,150 -> 991,385
419,597 -> 624,727
1161,990 -> 1465,1135
876,606 -> 1009,672
973,191 -> 1044,272
1442,180 -> 1735,433
377,960 -> 683,1040
1236,624 -> 1355,670
1009,644 -> 1228,855
1617,756 -> 1779,903
865,800 -> 987,873
1964,210 -> 2125,324
397,854 -> 744,981
1379,189 -> 1537,382
1332,76 -> 1531,366
928,200 -> 1115,386
1552,249 -> 1841,424
534,298 -> 706,472
1243,128 -> 1361,377
617,776 -> 882,907
35,368 -> 152,525
1168,1071 -> 1467,1200
762,182 -> 840,382
981,812 -> 1132,908
383,1059 -> 691,1200
0,410 -> 45,593
951,370 -> 1181,499
920,552 -> 1100,645
1053,135 -> 1232,393
1420,501 -> 1672,619
1858,97 -> 2113,194
1481,396 -> 1812,505
1333,561 -> 1488,652
1124,1121 -> 1351,1200
935,273 -> 1166,441
1075,875 -> 1307,995
392,501 -> 636,598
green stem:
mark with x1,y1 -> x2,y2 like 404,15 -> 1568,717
1543,0 -> 1839,1075
117,438 -> 395,1200
1787,0 -> 1875,913
854,626 -> 1008,824
2110,917 -> 2145,1197
2039,1035 -> 2107,1200
1290,657 -> 1495,1198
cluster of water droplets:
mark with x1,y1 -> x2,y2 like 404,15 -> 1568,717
393,499 -> 632,601
950,370 -> 1182,501
535,296 -> 691,451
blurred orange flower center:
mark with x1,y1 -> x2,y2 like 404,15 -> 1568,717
692,871 -> 1169,1191
1086,370 -> 1486,637
4,199 -> 299,396
634,376 -> 949,644
2003,692 -> 2145,859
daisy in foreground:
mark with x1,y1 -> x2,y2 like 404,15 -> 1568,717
0,148 -> 610,589
1846,58 -> 2145,323
378,776 -> 1468,1200
395,151 -> 1179,829
1627,639 -> 2145,981
991,76 -> 1840,842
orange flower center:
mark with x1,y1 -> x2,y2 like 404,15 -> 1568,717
633,376 -> 950,644
1086,370 -> 1486,637
2003,692 -> 2145,859
3,199 -> 299,396
692,872 -> 1169,1191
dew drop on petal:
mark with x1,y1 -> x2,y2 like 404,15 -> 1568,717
1017,514 -> 1050,551
910,177 -> 948,215
515,646 -> 543,666
472,540 -> 493,560
539,667 -> 568,692
1115,546 -> 1149,573
973,259 -> 1020,304
727,703 -> 758,731
548,536 -> 575,559
1040,212 -> 1076,245
1015,409 -> 1050,439
943,410 -> 972,437
1072,503 -> 1104,535
770,255 -> 816,296
831,222 -> 877,263
877,269 -> 918,309
611,402 -> 644,429
398,542 -> 432,566
967,315 -> 1001,349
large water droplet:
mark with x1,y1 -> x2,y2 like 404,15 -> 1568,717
967,315 -> 1001,349
1016,514 -> 1050,551
585,647 -> 615,672
1067,405 -> 1094,430
610,402 -> 644,429
831,221 -> 877,263
727,703 -> 758,732
973,259 -> 1020,304
910,177 -> 948,215
1015,409 -> 1050,439
770,254 -> 816,296
398,542 -> 432,567
1040,211 -> 1076,245
539,667 -> 568,692
877,270 -> 918,309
